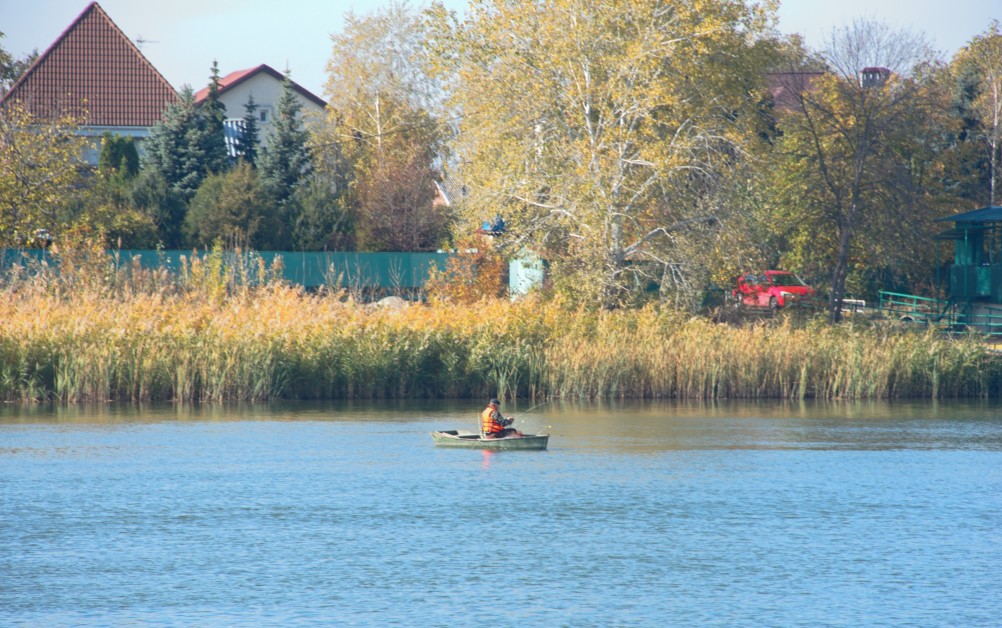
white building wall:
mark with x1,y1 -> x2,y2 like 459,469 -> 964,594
79,126 -> 153,166
216,74 -> 326,146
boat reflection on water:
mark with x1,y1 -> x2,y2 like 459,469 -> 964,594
481,449 -> 494,470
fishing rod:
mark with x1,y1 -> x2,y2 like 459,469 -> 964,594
519,400 -> 550,415
511,400 -> 552,434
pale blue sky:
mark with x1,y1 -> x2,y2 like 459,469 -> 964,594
1,0 -> 999,99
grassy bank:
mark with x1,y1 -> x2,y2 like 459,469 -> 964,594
0,271 -> 997,402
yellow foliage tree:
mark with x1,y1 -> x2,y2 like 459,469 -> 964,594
425,236 -> 507,304
955,21 -> 1002,206
0,101 -> 87,246
319,0 -> 449,251
427,0 -> 775,307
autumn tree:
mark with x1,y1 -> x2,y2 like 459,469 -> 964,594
320,0 -> 449,251
185,161 -> 276,249
766,19 -> 946,321
355,142 -> 450,250
0,32 -> 37,96
952,21 -> 1002,206
0,102 -> 87,246
426,0 -> 775,308
65,185 -> 159,250
323,0 -> 445,151
941,56 -> 988,207
67,132 -> 158,248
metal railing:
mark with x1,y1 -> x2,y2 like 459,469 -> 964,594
877,291 -> 946,324
877,291 -> 1002,337
946,305 -> 1002,337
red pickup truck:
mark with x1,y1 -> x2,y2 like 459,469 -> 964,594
732,271 -> 815,309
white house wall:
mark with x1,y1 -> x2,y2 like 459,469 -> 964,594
80,126 -> 153,166
216,74 -> 326,145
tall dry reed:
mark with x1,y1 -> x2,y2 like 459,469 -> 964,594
0,260 -> 997,402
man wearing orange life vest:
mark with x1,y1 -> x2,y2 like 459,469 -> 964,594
481,398 -> 522,438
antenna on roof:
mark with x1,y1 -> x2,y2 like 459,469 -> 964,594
135,36 -> 159,51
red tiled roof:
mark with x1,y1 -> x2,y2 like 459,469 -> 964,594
765,71 -> 824,111
194,66 -> 260,101
0,2 -> 177,126
194,64 -> 327,108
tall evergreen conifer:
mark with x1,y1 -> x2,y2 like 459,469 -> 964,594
142,66 -> 233,246
199,60 -> 230,173
144,87 -> 205,202
260,72 -> 312,206
240,94 -> 261,166
98,133 -> 139,178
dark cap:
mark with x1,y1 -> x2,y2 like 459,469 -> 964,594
489,398 -> 500,406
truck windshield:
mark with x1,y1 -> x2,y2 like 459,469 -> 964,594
770,273 -> 806,287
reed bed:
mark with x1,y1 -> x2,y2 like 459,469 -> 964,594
0,267 -> 998,402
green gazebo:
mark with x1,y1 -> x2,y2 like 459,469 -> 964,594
933,205 -> 1002,333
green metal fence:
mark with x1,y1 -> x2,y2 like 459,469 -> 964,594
0,249 -> 453,291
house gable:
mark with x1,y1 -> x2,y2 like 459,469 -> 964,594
0,2 -> 177,129
193,64 -> 326,156
194,64 -> 326,113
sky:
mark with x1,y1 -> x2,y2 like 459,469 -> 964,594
1,0 -> 1000,100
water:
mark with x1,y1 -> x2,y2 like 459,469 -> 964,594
2,400 -> 1001,626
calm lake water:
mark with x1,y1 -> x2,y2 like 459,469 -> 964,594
2,400 -> 1001,627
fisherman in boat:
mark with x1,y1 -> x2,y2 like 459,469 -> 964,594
481,398 -> 522,439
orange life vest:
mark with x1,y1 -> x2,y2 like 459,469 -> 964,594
481,406 -> 505,435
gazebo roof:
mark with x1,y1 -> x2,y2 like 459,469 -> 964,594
935,206 -> 1002,223
934,225 -> 990,240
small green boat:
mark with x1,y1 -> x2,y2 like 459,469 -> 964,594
431,430 -> 549,451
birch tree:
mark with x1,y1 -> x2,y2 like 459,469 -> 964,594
427,0 -> 775,307
955,21 -> 1002,206
320,0 -> 448,251
323,0 -> 444,154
